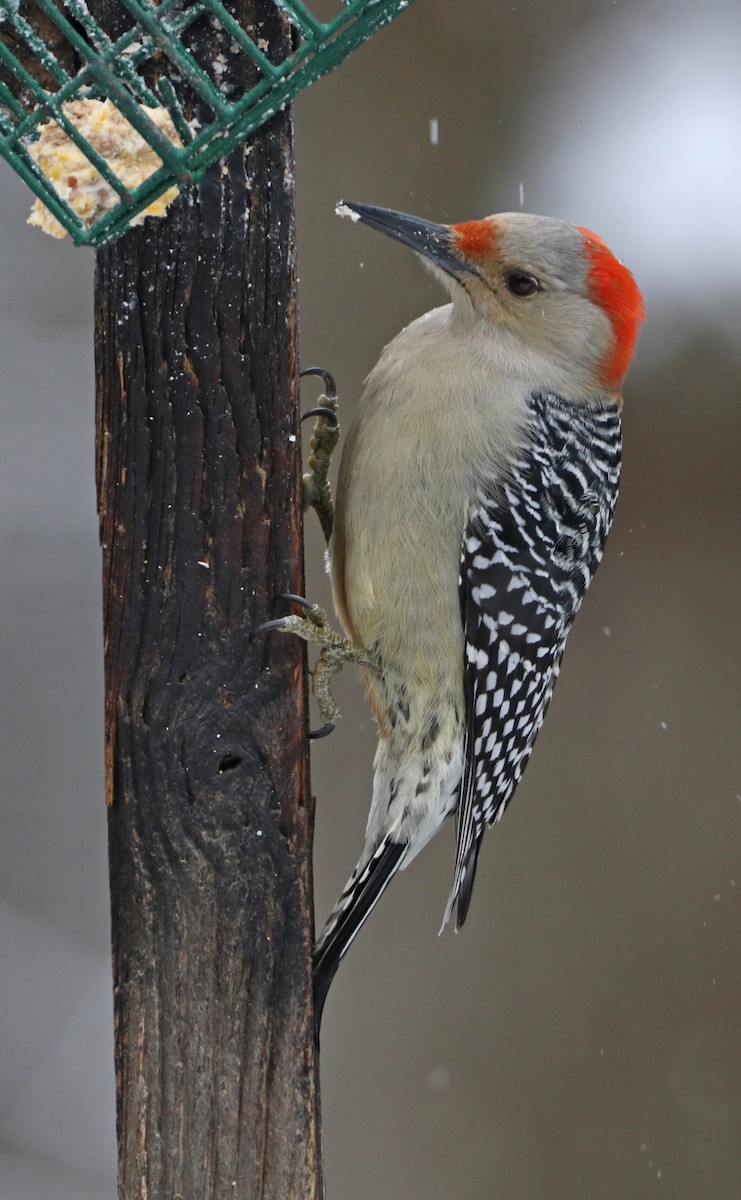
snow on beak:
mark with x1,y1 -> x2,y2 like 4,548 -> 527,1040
337,201 -> 471,280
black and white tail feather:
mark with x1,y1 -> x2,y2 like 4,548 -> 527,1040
314,391 -> 622,1027
313,836 -> 408,1033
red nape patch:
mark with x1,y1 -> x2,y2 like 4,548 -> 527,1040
578,227 -> 645,389
451,217 -> 498,261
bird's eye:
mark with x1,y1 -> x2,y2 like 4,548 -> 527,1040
505,270 -> 541,298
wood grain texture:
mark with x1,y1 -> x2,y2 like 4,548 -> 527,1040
93,3 -> 321,1196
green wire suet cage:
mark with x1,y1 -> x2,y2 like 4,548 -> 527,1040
0,0 -> 413,246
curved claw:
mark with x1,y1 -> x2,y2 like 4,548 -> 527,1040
299,368 -> 339,545
249,617 -> 290,641
300,366 -> 337,400
302,405 -> 338,427
252,603 -> 337,739
308,722 -> 336,740
251,595 -> 321,639
278,592 -> 318,611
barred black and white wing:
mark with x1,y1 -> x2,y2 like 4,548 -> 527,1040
447,392 -> 622,928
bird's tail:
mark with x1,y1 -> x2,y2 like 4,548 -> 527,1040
313,836 -> 407,1037
440,829 -> 484,933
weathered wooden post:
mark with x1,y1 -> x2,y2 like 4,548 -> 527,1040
0,2 -> 415,1193
93,3 -> 321,1194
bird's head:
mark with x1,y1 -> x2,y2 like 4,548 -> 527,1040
337,202 -> 645,399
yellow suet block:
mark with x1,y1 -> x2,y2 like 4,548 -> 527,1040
27,99 -> 183,239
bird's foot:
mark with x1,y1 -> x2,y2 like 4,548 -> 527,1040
253,594 -> 379,734
301,367 -> 339,546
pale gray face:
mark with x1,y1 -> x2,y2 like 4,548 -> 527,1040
340,203 -> 643,396
460,212 -> 593,293
435,212 -> 616,394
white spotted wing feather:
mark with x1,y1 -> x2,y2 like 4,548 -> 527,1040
447,391 -> 622,927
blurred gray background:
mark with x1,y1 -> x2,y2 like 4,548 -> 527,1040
1,0 -> 740,1197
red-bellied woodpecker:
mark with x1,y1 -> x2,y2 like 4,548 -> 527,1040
270,202 -> 644,1027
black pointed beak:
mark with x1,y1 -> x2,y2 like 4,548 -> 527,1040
338,201 -> 469,279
